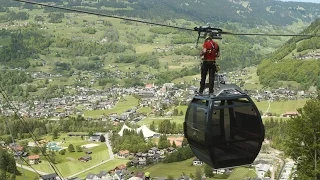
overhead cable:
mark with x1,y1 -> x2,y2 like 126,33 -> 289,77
0,86 -> 65,180
12,0 -> 320,37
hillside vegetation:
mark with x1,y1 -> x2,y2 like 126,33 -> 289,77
257,19 -> 320,89
26,0 -> 320,26
0,0 -> 318,99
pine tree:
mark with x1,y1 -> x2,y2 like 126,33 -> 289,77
99,135 -> 106,142
172,141 -> 177,148
204,164 -> 213,178
6,154 -> 17,175
195,168 -> 202,180
68,144 -> 75,152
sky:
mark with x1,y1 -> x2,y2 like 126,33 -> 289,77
280,0 -> 320,3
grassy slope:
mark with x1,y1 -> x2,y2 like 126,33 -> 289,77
28,133 -> 109,177
77,159 -> 129,179
130,158 -> 256,179
16,167 -> 39,180
84,95 -> 139,117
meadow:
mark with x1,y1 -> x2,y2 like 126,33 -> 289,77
130,158 -> 257,179
29,133 -> 110,177
16,167 -> 39,180
84,95 -> 139,118
77,159 -> 130,179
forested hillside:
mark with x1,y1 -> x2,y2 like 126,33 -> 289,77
26,0 -> 320,26
0,0 -> 318,99
257,19 -> 320,89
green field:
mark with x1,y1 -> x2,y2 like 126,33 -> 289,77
137,116 -> 185,126
16,167 -> 39,180
84,95 -> 139,117
27,134 -> 110,177
131,158 -> 257,179
77,158 -> 130,179
32,143 -> 109,177
254,99 -> 307,115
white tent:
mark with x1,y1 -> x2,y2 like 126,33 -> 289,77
118,124 -> 132,136
118,124 -> 158,138
137,125 -> 157,138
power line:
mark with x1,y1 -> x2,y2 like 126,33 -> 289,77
4,119 -> 25,180
0,86 -> 65,180
12,0 -> 320,37
0,136 -> 42,178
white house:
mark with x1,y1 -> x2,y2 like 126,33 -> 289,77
192,158 -> 204,166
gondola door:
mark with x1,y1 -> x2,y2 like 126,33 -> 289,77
184,98 -> 213,166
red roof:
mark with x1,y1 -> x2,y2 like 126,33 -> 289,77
284,112 -> 299,115
117,164 -> 126,170
28,155 -> 40,160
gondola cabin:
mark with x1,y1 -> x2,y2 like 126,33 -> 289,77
184,84 -> 265,168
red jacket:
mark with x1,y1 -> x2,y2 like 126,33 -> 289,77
203,40 -> 219,61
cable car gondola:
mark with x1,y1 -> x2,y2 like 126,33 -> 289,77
184,80 -> 265,168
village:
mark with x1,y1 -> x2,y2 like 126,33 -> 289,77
0,68 -> 306,180
0,68 -> 314,120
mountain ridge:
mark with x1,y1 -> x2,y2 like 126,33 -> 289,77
257,18 -> 320,89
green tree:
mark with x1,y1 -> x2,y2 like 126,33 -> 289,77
100,135 -> 106,142
182,138 -> 188,147
173,108 -> 179,116
265,170 -> 271,177
195,168 -> 202,180
31,147 -> 40,154
285,97 -> 320,179
204,164 -> 213,178
167,175 -> 174,180
52,129 -> 59,140
59,149 -> 66,155
68,144 -> 75,153
150,121 -> 156,131
76,145 -> 82,152
172,141 -> 177,148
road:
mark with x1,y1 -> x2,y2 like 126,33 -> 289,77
257,146 -> 285,180
67,133 -> 115,179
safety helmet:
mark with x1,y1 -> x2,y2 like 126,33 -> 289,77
205,33 -> 213,40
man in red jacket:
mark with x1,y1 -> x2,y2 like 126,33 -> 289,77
198,33 -> 220,95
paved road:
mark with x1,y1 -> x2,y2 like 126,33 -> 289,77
67,133 -> 115,179
16,163 -> 47,175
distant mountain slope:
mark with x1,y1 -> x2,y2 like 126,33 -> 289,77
257,18 -> 320,89
57,0 -> 320,26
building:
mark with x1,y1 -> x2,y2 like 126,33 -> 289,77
192,158 -> 204,166
28,155 -> 40,165
40,173 -> 60,180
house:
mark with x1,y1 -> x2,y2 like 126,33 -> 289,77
131,159 -> 139,166
256,164 -> 271,178
96,171 -> 108,179
282,112 -> 299,118
85,173 -> 98,180
28,155 -> 40,165
192,158 -> 204,166
117,150 -> 129,158
167,147 -> 176,153
78,155 -> 92,162
89,135 -> 100,142
40,173 -> 60,180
